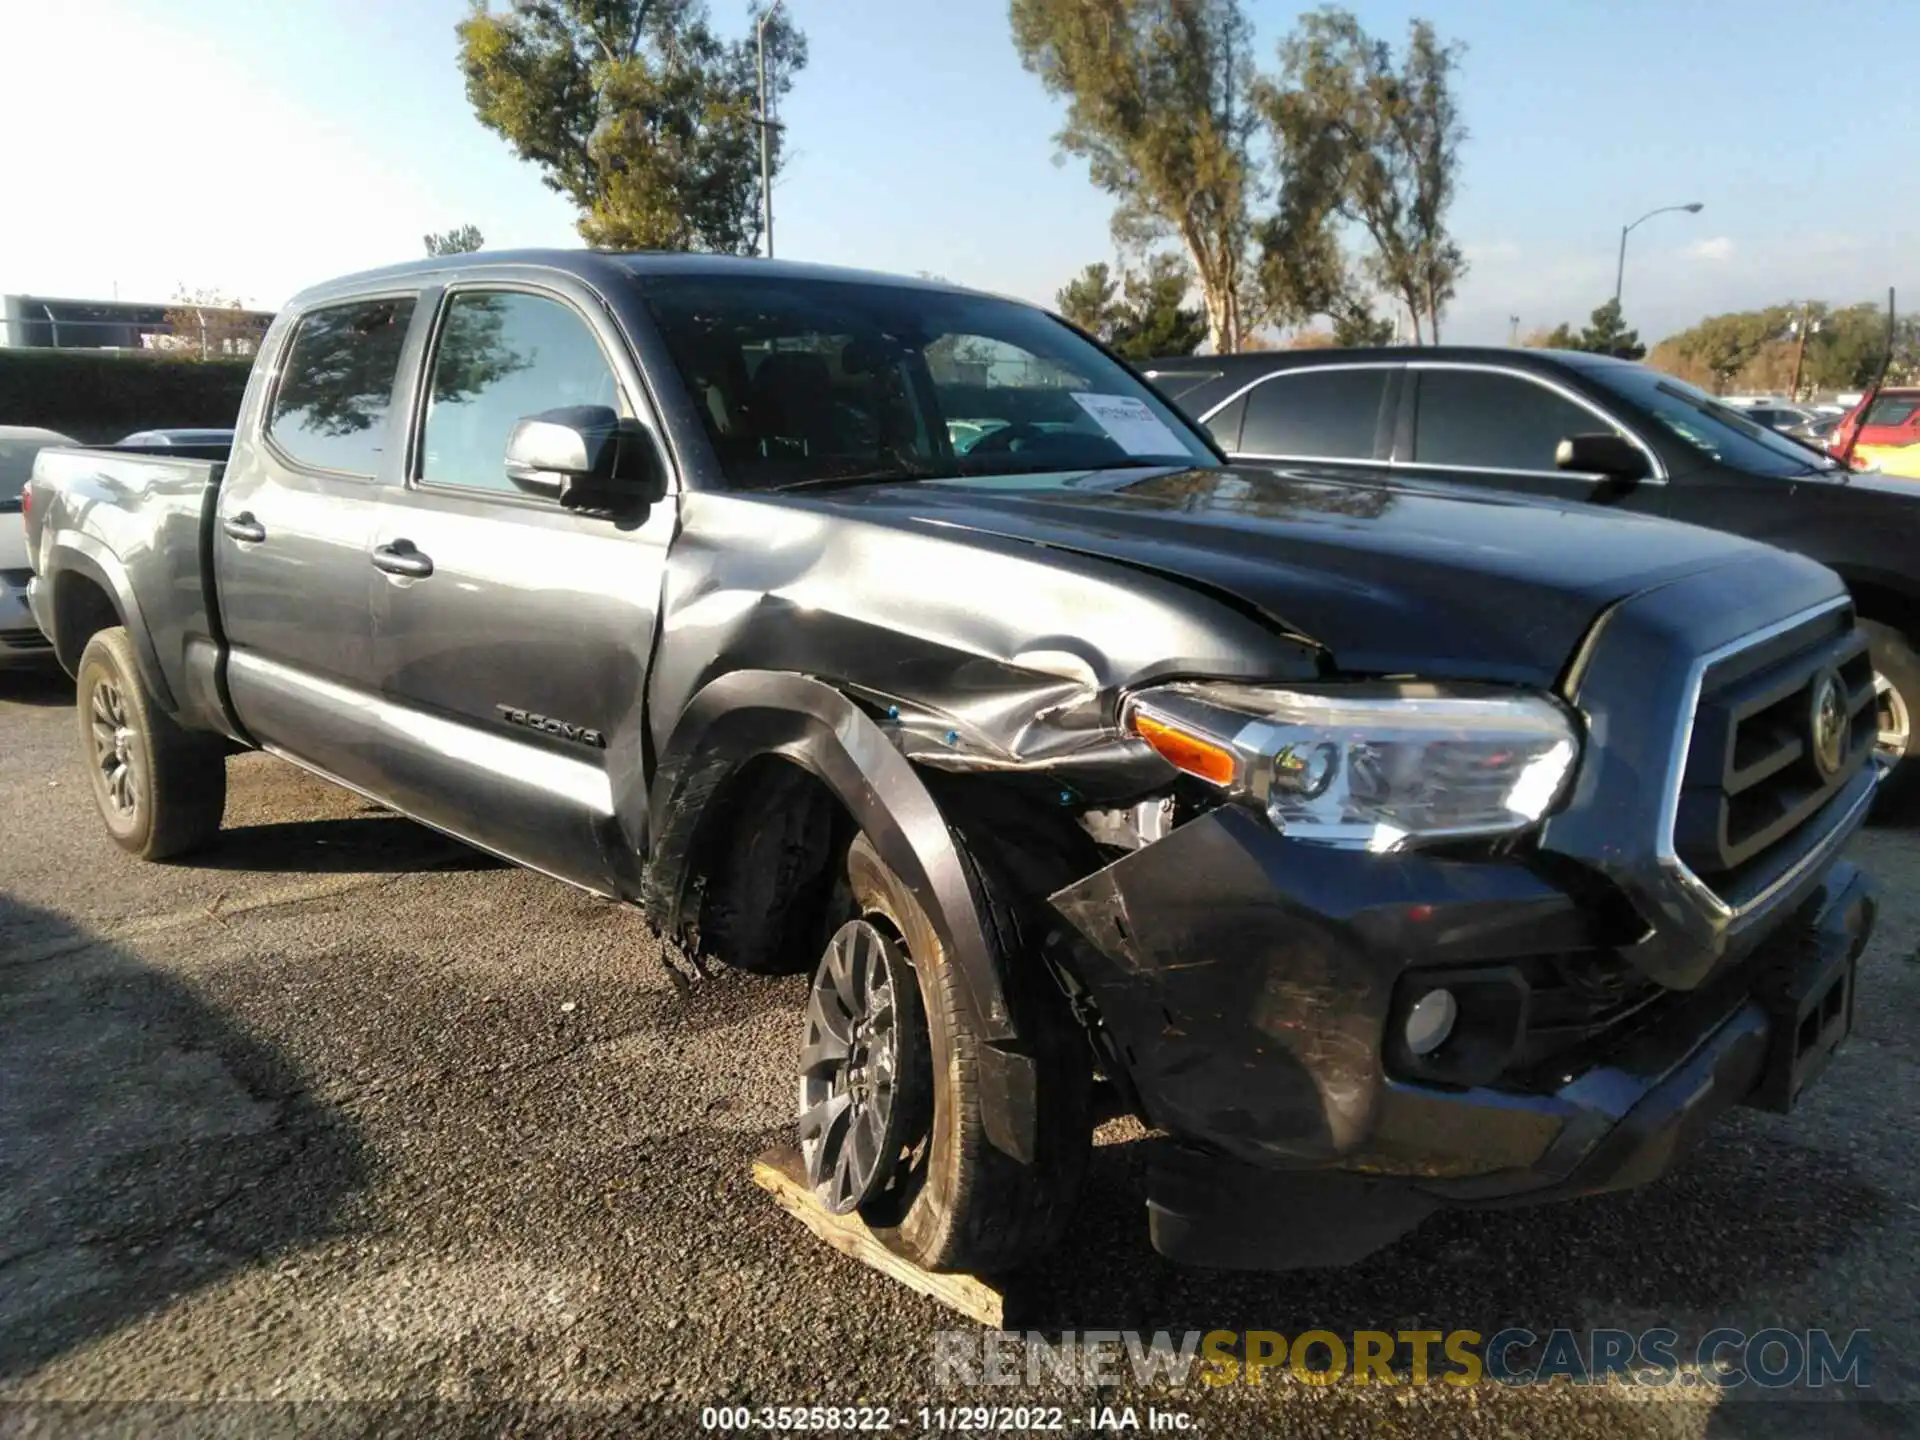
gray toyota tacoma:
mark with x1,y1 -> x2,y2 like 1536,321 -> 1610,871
24,252 -> 1879,1272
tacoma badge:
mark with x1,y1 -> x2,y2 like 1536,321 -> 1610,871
496,704 -> 607,749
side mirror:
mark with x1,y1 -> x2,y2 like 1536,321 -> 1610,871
504,405 -> 667,512
1555,432 -> 1650,483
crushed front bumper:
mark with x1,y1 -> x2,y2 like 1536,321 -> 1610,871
1050,802 -> 1875,1270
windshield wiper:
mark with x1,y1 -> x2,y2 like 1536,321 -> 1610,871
954,455 -> 1189,477
766,468 -> 945,493
767,456 -> 1194,492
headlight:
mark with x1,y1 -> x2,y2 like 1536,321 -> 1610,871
1122,681 -> 1580,852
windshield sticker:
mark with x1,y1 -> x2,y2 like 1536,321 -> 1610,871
1070,392 -> 1186,456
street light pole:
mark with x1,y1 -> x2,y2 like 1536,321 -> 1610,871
756,0 -> 783,259
1613,201 -> 1705,312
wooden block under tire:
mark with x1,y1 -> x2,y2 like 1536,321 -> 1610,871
751,1144 -> 1012,1327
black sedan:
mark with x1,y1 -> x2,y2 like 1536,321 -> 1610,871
1146,346 -> 1920,806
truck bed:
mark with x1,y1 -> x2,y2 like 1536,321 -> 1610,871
25,444 -> 231,729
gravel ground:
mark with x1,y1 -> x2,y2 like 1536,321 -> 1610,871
3,664 -> 1918,1439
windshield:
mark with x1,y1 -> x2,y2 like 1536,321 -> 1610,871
634,273 -> 1218,490
1584,366 -> 1840,478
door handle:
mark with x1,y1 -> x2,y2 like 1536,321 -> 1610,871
371,540 -> 433,579
222,512 -> 266,543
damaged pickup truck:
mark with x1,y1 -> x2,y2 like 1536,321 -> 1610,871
25,252 -> 1879,1272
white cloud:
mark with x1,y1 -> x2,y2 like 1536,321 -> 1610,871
1686,236 -> 1736,262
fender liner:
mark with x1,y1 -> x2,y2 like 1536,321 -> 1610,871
644,671 -> 1054,1162
645,670 -> 1016,1040
45,533 -> 177,712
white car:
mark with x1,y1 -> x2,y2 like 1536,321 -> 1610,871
117,428 -> 235,447
1732,402 -> 1818,433
0,425 -> 75,666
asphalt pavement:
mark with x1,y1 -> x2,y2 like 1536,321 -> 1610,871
3,665 -> 1918,1439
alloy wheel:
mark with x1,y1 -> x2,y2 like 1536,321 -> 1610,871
1874,668 -> 1911,769
799,919 -> 909,1215
89,677 -> 140,818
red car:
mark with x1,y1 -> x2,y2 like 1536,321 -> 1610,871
1832,387 -> 1920,476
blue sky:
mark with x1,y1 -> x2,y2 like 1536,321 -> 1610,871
2,0 -> 1914,345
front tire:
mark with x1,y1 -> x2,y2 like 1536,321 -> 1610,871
1862,619 -> 1920,818
75,627 -> 227,860
802,833 -> 1090,1274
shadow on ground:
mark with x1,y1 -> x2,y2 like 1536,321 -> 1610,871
1016,1119 -> 1893,1339
0,665 -> 72,709
193,814 -> 502,875
0,892 -> 369,1382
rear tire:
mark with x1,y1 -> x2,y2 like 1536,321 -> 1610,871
75,627 -> 226,860
829,832 -> 1091,1274
1862,619 -> 1920,819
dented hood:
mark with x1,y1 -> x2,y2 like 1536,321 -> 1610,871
827,465 -> 1764,685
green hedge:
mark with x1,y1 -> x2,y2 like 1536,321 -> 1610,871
0,349 -> 253,443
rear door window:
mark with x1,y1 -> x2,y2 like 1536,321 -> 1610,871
1236,368 -> 1390,460
1412,368 -> 1610,472
267,297 -> 418,476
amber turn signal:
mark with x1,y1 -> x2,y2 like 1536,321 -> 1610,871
1130,711 -> 1238,786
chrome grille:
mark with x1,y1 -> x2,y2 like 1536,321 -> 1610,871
1673,604 -> 1874,908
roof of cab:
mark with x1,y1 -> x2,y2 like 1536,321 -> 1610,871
285,249 -> 1011,310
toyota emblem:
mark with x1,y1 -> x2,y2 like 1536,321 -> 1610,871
1809,669 -> 1850,779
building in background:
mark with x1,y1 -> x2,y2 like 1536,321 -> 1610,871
1,294 -> 274,355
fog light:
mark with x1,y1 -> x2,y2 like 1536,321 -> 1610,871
1404,988 -> 1458,1057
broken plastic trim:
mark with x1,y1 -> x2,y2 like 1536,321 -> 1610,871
839,680 -> 1180,805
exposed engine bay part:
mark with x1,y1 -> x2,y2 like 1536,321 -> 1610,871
1077,797 -> 1176,852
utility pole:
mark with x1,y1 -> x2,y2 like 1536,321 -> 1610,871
1788,302 -> 1820,402
755,0 -> 783,259
1509,314 -> 1520,346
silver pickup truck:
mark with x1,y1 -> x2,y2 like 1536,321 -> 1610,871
23,250 -> 1880,1274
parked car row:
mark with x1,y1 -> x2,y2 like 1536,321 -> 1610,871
17,250 -> 1880,1279
1145,345 -> 1920,808
1729,399 -> 1821,433
1789,412 -> 1844,445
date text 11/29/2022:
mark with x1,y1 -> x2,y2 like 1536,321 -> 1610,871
698,1406 -> 1193,1432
